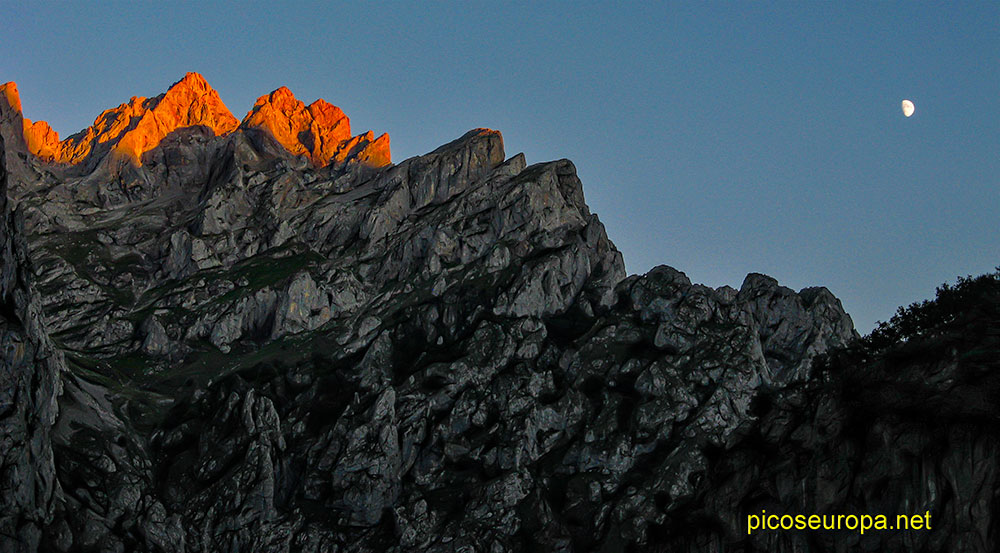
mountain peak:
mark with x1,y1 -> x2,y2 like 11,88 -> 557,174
56,73 -> 238,165
0,82 -> 62,163
241,86 -> 388,167
173,71 -> 212,91
269,86 -> 296,100
1,82 -> 22,114
0,82 -> 28,169
22,118 -> 60,161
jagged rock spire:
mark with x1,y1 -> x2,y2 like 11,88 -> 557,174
241,85 -> 389,167
59,72 -> 239,165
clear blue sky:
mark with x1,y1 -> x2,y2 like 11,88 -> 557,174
3,1 -> 998,333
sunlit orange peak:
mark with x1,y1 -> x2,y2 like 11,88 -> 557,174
240,86 -> 390,167
54,72 -> 239,165
1,82 -> 23,114
23,118 -> 60,161
241,87 -> 351,166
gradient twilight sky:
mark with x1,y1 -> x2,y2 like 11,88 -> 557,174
2,1 -> 998,333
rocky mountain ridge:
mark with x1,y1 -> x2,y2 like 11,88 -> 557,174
0,75 -> 994,552
1,73 -> 389,171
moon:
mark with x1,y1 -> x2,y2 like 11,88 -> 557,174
901,99 -> 915,117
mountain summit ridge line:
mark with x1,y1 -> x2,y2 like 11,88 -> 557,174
1,72 -> 390,169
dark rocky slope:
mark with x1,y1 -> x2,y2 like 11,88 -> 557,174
0,77 -> 995,552
0,130 -> 62,553
647,270 -> 1000,552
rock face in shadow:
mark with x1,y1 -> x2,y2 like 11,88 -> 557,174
0,132 -> 61,553
0,78 -> 994,552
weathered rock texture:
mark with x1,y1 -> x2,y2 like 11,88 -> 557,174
0,132 -> 61,553
0,75 -> 994,552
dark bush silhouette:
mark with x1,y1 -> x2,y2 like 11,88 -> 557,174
820,267 -> 1000,371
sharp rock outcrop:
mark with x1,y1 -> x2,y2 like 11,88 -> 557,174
241,86 -> 389,168
0,82 -> 30,165
57,72 -> 239,167
22,118 -> 61,162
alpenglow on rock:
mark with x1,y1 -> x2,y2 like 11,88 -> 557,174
241,86 -> 390,168
0,72 -> 389,175
0,74 -> 994,552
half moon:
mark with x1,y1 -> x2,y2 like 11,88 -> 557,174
902,100 -> 915,117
